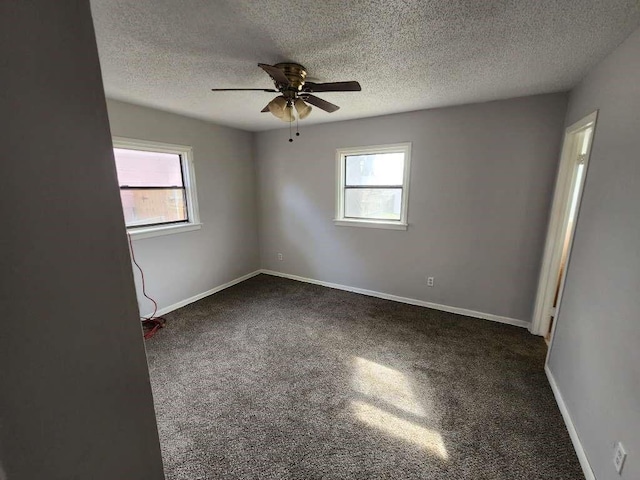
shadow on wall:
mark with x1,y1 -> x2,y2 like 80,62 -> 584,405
279,182 -> 373,282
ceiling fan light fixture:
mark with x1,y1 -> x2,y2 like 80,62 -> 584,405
294,98 -> 312,119
267,96 -> 287,119
281,103 -> 295,122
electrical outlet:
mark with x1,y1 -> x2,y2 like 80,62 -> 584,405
614,442 -> 626,474
277,253 -> 283,261
427,276 -> 434,287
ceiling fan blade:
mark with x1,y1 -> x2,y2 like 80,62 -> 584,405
304,81 -> 361,92
258,63 -> 290,86
302,94 -> 340,113
211,88 -> 278,92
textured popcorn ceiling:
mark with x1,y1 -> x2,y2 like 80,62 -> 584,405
91,0 -> 640,132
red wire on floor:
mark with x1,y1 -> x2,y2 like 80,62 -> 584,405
127,232 -> 166,339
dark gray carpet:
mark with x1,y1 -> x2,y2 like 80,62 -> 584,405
145,274 -> 584,479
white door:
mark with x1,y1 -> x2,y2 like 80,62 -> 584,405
531,112 -> 597,340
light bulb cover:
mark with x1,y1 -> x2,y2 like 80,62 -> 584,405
294,98 -> 312,119
267,96 -> 287,119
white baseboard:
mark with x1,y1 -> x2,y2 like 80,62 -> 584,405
545,366 -> 595,480
143,270 -> 261,318
144,268 -> 530,329
260,269 -> 529,329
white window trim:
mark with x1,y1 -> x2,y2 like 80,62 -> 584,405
112,137 -> 201,240
334,142 -> 411,230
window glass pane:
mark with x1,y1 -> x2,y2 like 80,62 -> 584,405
346,152 -> 404,186
114,148 -> 183,187
120,188 -> 187,227
345,188 -> 402,220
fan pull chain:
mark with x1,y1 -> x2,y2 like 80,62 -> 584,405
296,117 -> 300,137
289,119 -> 293,142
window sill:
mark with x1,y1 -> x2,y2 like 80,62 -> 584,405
333,219 -> 408,230
127,222 -> 202,240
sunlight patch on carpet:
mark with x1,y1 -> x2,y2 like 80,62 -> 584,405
351,400 -> 448,459
353,357 -> 426,417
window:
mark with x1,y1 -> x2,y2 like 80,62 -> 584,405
335,143 -> 411,230
112,137 -> 200,239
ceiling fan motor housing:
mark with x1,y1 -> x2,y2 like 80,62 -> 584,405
274,63 -> 307,95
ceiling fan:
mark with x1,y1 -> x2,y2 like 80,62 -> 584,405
211,62 -> 361,125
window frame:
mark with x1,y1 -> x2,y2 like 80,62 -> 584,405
112,137 -> 201,240
334,142 -> 411,230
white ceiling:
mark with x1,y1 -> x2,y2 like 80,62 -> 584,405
91,0 -> 640,132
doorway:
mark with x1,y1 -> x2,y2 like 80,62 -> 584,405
531,111 -> 598,340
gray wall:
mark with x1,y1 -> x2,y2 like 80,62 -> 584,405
106,100 -> 260,315
548,26 -> 640,480
256,94 -> 568,323
0,1 -> 164,479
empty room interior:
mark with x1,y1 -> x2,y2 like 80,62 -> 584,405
3,1 -> 640,479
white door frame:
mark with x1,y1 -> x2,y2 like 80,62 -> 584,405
530,111 -> 598,337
